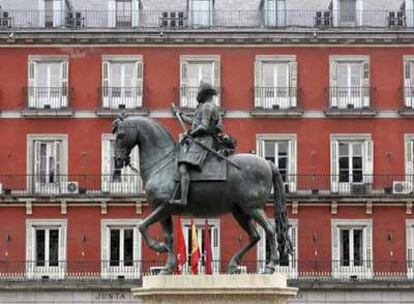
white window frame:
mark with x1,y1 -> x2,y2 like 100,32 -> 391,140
329,55 -> 370,109
403,56 -> 414,108
254,55 -> 297,110
256,134 -> 297,193
101,134 -> 142,194
188,0 -> 214,27
180,55 -> 220,109
406,220 -> 414,278
38,0 -> 68,28
101,219 -> 141,279
181,218 -> 220,274
263,0 -> 286,27
257,218 -> 297,278
332,0 -> 363,27
26,219 -> 67,279
102,55 -> 143,109
27,134 -> 68,194
331,219 -> 372,279
28,56 -> 69,110
405,134 -> 414,186
108,0 -> 140,28
330,134 -> 373,193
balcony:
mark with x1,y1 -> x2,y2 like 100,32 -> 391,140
179,86 -> 221,111
0,9 -> 413,32
22,86 -> 73,117
0,174 -> 411,199
325,86 -> 377,117
400,86 -> 414,116
97,86 -> 147,116
251,87 -> 302,117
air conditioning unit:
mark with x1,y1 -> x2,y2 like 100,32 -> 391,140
351,183 -> 370,195
393,181 -> 413,194
388,11 -> 406,27
66,11 -> 84,29
315,11 -> 332,27
60,181 -> 79,194
161,11 -> 186,29
0,12 -> 11,28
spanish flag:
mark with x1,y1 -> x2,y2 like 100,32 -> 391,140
190,219 -> 201,274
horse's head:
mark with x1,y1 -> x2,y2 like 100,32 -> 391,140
112,116 -> 137,181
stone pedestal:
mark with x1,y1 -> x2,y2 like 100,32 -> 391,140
131,274 -> 298,304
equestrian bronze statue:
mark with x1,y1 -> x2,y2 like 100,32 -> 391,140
112,87 -> 292,275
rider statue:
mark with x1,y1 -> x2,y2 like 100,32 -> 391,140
170,82 -> 223,206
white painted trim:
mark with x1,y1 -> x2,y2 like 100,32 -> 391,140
330,134 -> 371,141
102,55 -> 143,61
180,55 -> 220,62
28,55 -> 69,62
329,55 -> 370,63
100,219 -> 142,279
255,55 -> 296,62
25,219 -> 67,279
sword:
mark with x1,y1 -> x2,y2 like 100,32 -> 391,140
171,103 -> 241,170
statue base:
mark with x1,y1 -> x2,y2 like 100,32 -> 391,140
131,274 -> 298,304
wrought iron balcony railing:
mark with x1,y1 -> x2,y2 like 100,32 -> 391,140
98,86 -> 144,110
401,86 -> 414,109
254,87 -> 298,110
327,86 -> 373,110
1,9 -> 413,31
0,260 -> 412,281
23,86 -> 72,110
0,174 -> 412,197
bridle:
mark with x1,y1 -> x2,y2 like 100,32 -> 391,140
139,148 -> 176,177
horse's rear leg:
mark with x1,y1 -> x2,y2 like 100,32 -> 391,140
228,208 -> 260,274
159,216 -> 176,275
246,209 -> 277,274
138,204 -> 172,254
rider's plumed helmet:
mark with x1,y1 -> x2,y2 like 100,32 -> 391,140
196,82 -> 217,103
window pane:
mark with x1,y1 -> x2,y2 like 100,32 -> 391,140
110,229 -> 120,266
350,64 -> 361,87
124,229 -> 134,267
200,63 -> 213,84
339,156 -> 349,171
339,143 -> 349,156
276,63 -> 288,88
264,141 -> 275,163
340,229 -> 350,266
353,143 -> 362,156
40,143 -> 47,183
263,63 -> 275,87
352,156 -> 362,170
36,230 -> 45,266
337,64 -> 348,87
353,229 -> 363,266
49,229 -> 59,267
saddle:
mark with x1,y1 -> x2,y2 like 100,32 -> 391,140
174,153 -> 228,182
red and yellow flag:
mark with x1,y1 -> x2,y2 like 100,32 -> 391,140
190,219 -> 201,274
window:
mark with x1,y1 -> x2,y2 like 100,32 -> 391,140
332,219 -> 372,278
257,134 -> 297,193
26,219 -> 67,279
108,0 -> 140,28
404,56 -> 414,108
102,56 -> 143,109
405,135 -> 414,185
38,0 -> 66,28
254,56 -> 297,110
101,220 -> 141,279
263,0 -> 286,27
329,56 -> 370,109
180,55 -> 220,109
257,219 -> 297,277
330,134 -> 373,193
101,134 -> 142,194
28,57 -> 69,109
332,0 -> 363,27
27,135 -> 68,194
182,219 -> 220,274
406,220 -> 414,278
188,0 -> 213,27
406,0 -> 414,28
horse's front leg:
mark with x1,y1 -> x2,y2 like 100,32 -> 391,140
138,204 -> 172,254
159,216 -> 176,275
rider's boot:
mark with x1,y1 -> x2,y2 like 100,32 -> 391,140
169,165 -> 189,206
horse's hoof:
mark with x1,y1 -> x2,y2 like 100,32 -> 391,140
228,265 -> 240,274
158,268 -> 173,275
261,266 -> 275,275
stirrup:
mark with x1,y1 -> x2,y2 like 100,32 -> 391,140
168,199 -> 187,207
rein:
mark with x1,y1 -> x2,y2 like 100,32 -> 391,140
139,148 -> 176,177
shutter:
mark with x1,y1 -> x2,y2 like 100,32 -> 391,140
331,139 -> 339,193
102,61 -> 110,108
289,61 -> 298,108
404,60 -> 413,108
102,137 -> 112,192
180,61 -> 189,107
212,225 -> 219,273
364,225 -> 372,271
34,140 -> 41,188
26,225 -> 34,277
107,0 -> 116,28
288,139 -> 297,193
329,60 -> 338,107
332,0 -> 339,26
212,60 -> 220,106
407,140 -> 414,185
38,0 -> 45,27
53,0 -> 63,27
254,61 -> 263,108
136,61 -> 143,107
361,61 -> 370,108
59,224 -> 66,273
290,225 -> 297,268
102,226 -> 109,276
407,225 -> 413,270
126,145 -> 140,193
28,61 -> 36,108
356,0 -> 363,26
131,0 -> 140,27
364,140 -> 374,184
332,225 -> 339,272
134,227 -> 141,275
407,0 -> 414,28
257,226 -> 266,272
60,61 -> 68,108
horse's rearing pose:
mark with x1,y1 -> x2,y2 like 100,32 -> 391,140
112,115 -> 292,275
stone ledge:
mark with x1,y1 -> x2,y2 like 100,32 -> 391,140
324,108 -> 377,118
21,109 -> 74,118
96,108 -> 149,117
251,107 -> 303,118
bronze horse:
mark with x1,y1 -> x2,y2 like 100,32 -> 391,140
112,116 -> 292,274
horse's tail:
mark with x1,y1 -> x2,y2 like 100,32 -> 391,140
269,161 -> 293,259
